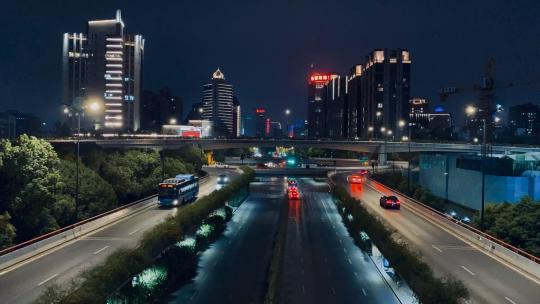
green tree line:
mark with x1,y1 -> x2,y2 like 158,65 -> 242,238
0,135 -> 205,249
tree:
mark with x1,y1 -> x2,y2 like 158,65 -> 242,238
0,135 -> 62,241
55,160 -> 118,224
0,212 -> 16,249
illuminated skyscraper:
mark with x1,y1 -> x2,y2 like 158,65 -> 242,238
307,73 -> 338,138
62,10 -> 144,132
202,69 -> 234,136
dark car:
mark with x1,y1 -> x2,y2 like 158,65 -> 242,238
217,174 -> 229,184
379,195 -> 401,210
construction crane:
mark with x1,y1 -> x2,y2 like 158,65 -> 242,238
440,57 -> 539,144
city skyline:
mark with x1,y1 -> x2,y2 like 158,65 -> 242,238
1,1 -> 540,125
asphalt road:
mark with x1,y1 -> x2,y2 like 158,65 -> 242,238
0,168 -> 236,304
170,177 -> 285,303
278,178 -> 400,304
334,172 -> 540,304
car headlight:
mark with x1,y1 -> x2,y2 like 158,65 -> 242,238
224,177 -> 229,182
173,199 -> 178,205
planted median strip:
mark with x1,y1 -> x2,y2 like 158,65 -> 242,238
37,166 -> 254,304
331,185 -> 469,304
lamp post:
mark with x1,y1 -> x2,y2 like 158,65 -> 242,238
367,126 -> 374,139
465,105 -> 488,229
285,109 -> 291,138
399,119 -> 412,192
63,99 -> 101,219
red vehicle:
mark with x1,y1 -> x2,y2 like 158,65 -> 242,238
288,189 -> 300,199
379,195 -> 401,210
359,169 -> 370,176
347,175 -> 363,184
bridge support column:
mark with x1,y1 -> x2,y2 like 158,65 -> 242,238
378,151 -> 387,166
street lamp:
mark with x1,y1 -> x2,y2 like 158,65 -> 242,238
63,98 -> 102,220
466,105 -> 487,229
285,109 -> 291,138
169,118 -> 177,125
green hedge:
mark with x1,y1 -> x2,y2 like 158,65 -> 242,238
332,186 -> 468,304
37,166 -> 254,304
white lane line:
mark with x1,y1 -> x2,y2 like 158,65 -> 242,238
461,266 -> 475,276
504,296 -> 517,304
128,228 -> 140,236
302,285 -> 305,294
348,258 -> 352,265
0,271 -> 7,276
362,288 -> 367,296
504,297 -> 517,304
93,245 -> 110,255
38,273 -> 59,286
343,247 -> 347,253
432,244 -> 443,253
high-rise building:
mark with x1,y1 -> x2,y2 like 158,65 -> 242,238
361,49 -> 411,138
307,73 -> 338,138
62,10 -> 144,132
323,75 -> 348,139
508,103 -> 540,137
140,88 -> 183,133
202,69 -> 234,137
409,97 -> 430,133
346,65 -> 363,139
0,110 -> 42,139
185,102 -> 204,122
254,108 -> 267,137
233,96 -> 242,137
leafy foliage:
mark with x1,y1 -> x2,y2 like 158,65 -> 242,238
37,167 -> 254,303
333,186 -> 469,304
477,197 -> 540,256
0,135 -> 62,242
0,212 -> 16,248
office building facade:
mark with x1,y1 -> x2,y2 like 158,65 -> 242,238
254,108 -> 267,137
62,10 -> 144,132
202,69 -> 234,137
307,73 -> 338,138
233,96 -> 241,137
140,88 -> 183,133
508,103 -> 540,137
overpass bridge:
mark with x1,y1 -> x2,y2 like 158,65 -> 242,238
50,138 -> 540,163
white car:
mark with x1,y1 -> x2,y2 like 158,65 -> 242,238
214,162 -> 229,168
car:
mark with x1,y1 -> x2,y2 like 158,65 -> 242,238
359,169 -> 370,176
347,175 -> 363,184
217,174 -> 229,184
214,162 -> 229,168
287,178 -> 298,187
256,163 -> 268,169
379,195 -> 401,209
288,189 -> 300,199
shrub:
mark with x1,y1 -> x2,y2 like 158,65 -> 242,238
333,186 -> 468,304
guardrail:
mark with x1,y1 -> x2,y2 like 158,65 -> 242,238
0,173 -> 210,272
364,177 -> 540,281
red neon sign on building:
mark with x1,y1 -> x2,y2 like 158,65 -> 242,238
265,118 -> 271,135
256,108 -> 266,114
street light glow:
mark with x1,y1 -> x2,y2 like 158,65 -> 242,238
387,130 -> 393,135
63,107 -> 70,114
285,109 -> 291,115
368,126 -> 374,132
465,105 -> 477,116
380,127 -> 386,132
376,111 -> 382,117
169,118 -> 177,125
398,120 -> 406,128
88,102 -> 100,112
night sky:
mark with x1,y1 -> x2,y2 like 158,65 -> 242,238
1,0 -> 540,126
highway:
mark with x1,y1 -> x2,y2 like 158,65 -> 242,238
333,172 -> 540,304
170,177 -> 285,303
278,178 -> 400,304
0,168 -> 235,304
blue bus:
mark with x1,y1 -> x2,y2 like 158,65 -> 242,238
158,174 -> 199,207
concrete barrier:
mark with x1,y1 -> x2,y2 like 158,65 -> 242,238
364,178 -> 540,282
0,173 -> 211,272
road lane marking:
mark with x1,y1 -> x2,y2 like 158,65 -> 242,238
128,228 -> 140,236
348,258 -> 352,265
504,296 -> 517,304
38,273 -> 59,286
461,266 -> 475,276
431,245 -> 443,253
302,285 -> 305,294
362,288 -> 367,296
93,245 -> 110,255
343,247 -> 347,253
